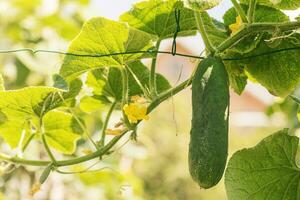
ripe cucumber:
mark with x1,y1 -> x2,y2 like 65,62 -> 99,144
189,56 -> 229,189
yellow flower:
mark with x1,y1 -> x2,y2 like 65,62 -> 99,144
29,183 -> 41,196
229,15 -> 243,36
105,128 -> 124,135
123,103 -> 149,123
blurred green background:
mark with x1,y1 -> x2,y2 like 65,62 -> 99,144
0,0 -> 297,200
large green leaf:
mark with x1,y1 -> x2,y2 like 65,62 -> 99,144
240,0 -> 300,10
43,111 -> 83,154
83,61 -> 171,108
225,129 -> 300,200
184,0 -> 223,11
243,36 -> 300,97
0,87 -> 61,148
59,17 -> 154,81
120,0 -> 197,39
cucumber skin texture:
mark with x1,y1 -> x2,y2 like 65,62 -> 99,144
189,56 -> 229,189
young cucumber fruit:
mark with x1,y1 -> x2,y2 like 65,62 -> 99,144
189,56 -> 229,189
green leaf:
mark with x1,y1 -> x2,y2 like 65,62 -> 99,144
59,17 -> 154,81
240,0 -> 300,10
0,120 -> 31,149
0,75 -> 4,91
86,61 -> 171,101
120,0 -> 197,39
43,110 -> 83,154
243,36 -> 300,97
0,87 -> 61,148
184,0 -> 223,11
224,57 -> 248,95
225,129 -> 300,200
79,95 -> 107,113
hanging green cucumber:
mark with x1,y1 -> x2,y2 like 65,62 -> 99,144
189,56 -> 229,189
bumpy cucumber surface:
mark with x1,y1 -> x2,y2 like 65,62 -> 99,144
189,56 -> 229,189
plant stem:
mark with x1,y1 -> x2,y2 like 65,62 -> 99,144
217,21 -> 300,52
149,39 -> 162,97
119,67 -> 132,129
248,0 -> 257,23
99,100 -> 117,146
0,131 -> 128,167
22,134 -> 35,152
231,0 -> 248,23
194,11 -> 216,54
38,117 -> 57,163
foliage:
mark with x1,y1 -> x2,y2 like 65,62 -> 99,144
0,0 -> 300,199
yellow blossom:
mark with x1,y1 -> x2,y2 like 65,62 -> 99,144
123,103 -> 149,123
229,15 -> 243,36
105,128 -> 124,135
29,183 -> 41,196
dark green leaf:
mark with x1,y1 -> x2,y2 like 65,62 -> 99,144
225,129 -> 300,200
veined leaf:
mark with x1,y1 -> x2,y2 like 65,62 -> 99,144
240,0 -> 300,10
243,35 -> 300,97
225,129 -> 300,200
0,87 -> 61,148
43,110 -> 83,154
184,0 -> 223,11
60,17 -> 154,81
120,0 -> 197,39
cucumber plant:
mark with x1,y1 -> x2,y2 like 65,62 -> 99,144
0,0 -> 300,199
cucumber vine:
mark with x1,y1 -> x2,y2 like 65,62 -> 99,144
0,0 -> 300,199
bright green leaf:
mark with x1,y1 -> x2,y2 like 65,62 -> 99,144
0,87 -> 61,148
60,17 -> 154,81
0,120 -> 31,149
79,95 -> 107,113
120,0 -> 197,39
225,129 -> 300,200
43,110 -> 83,154
240,0 -> 300,10
184,0 -> 223,11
